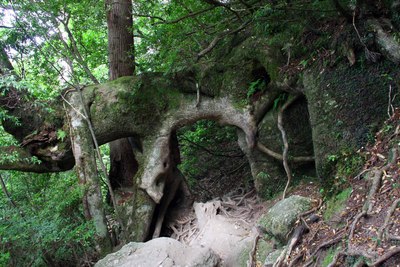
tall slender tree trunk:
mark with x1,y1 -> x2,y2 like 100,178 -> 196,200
106,0 -> 135,79
105,0 -> 141,242
106,0 -> 137,190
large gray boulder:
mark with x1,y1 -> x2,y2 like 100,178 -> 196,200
259,195 -> 311,243
95,237 -> 220,267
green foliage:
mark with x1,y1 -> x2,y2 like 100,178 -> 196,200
247,79 -> 266,99
0,171 -> 97,266
252,0 -> 338,64
273,92 -> 288,110
324,148 -> 364,195
56,129 -> 67,142
321,246 -> 340,267
177,120 -> 242,196
323,187 -> 352,221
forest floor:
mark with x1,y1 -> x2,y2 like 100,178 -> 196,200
162,111 -> 400,267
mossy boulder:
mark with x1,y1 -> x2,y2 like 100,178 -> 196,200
259,195 -> 311,243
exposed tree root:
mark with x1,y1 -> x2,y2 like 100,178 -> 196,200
303,232 -> 345,267
370,247 -> 400,266
376,198 -> 400,246
273,201 -> 323,267
167,188 -> 262,245
256,142 -> 314,163
247,229 -> 261,267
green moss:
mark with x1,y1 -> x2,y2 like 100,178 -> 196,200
321,246 -> 340,267
323,187 -> 352,221
304,60 -> 399,186
256,239 -> 274,263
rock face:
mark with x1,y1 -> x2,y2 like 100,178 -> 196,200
239,97 -> 315,198
259,195 -> 311,243
302,61 -> 400,182
95,237 -> 220,267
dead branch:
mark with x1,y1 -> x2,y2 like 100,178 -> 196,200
278,95 -> 301,199
197,20 -> 251,59
155,6 -> 216,25
180,135 -> 244,158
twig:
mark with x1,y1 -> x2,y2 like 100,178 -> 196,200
197,20 -> 251,59
180,136 -> 244,158
388,85 -> 396,118
299,199 -> 323,219
154,6 -> 216,25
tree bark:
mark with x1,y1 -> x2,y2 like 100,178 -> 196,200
106,0 -> 135,79
106,0 -> 137,192
67,91 -> 112,255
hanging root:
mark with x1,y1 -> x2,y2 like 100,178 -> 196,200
278,95 -> 300,200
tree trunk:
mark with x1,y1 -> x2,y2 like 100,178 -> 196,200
106,0 -> 136,190
106,0 -> 142,243
106,0 -> 137,187
67,91 -> 112,255
106,0 -> 134,79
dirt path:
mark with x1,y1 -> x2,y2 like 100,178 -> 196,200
165,189 -> 266,266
